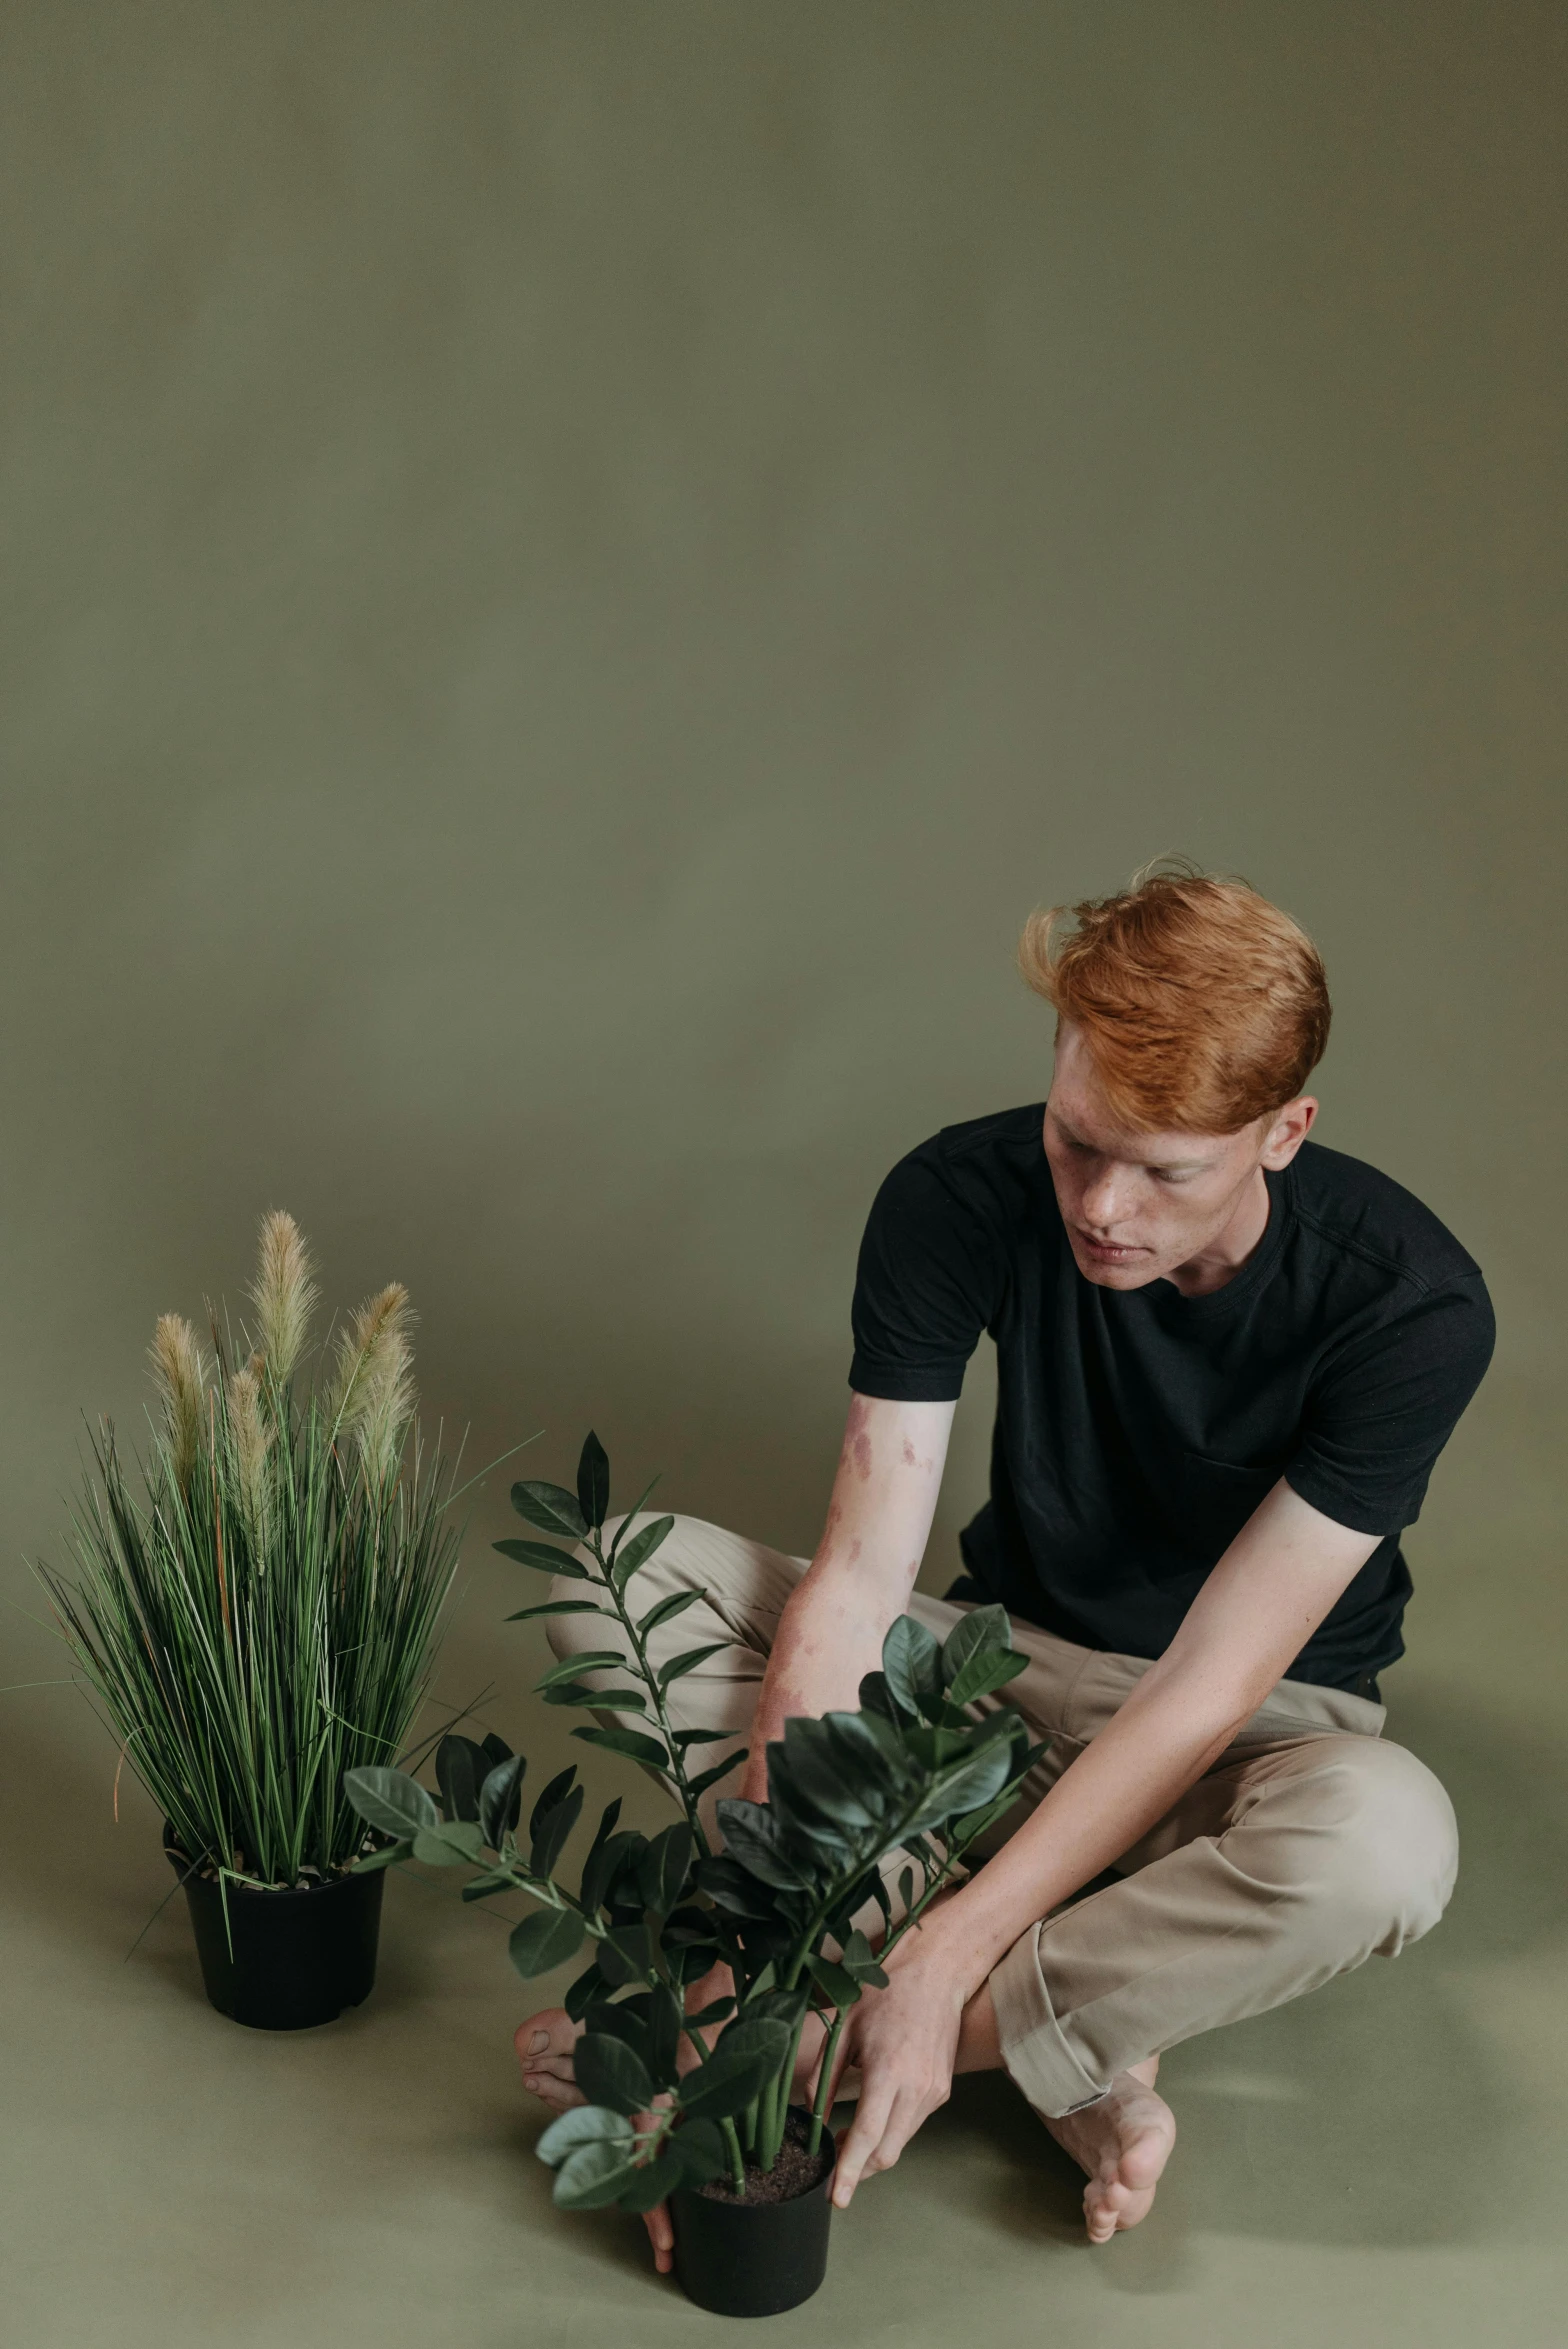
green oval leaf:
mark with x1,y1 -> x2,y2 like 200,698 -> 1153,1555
571,1725 -> 671,1771
579,1813 -> 633,1915
808,1952 -> 861,2010
713,1798 -> 808,1890
576,1431 -> 611,1533
479,1752 -> 526,1847
552,2140 -> 645,2210
656,1642 -> 729,1690
529,1765 -> 578,1838
666,2117 -> 728,2189
541,1682 -> 647,1712
436,1734 -> 486,1824
535,1650 -> 625,1691
343,1767 -> 440,1840
575,2030 -> 656,2116
536,2105 -> 634,2167
412,1819 -> 484,1866
636,1587 -> 702,1637
939,1604 -> 1015,1690
636,1822 -> 694,1917
531,1784 -> 585,1877
902,1739 -> 1016,1837
610,1515 -> 674,1594
596,1919 -> 653,1987
563,1959 -> 607,2021
882,1615 -> 943,1716
510,1481 -> 588,1541
677,2018 -> 791,2122
508,1906 -> 585,1978
685,1751 -> 745,1802
617,2148 -> 687,2213
505,1598 -> 605,1622
495,1536 -> 590,1578
947,1646 -> 1031,1707
349,1840 -> 410,1873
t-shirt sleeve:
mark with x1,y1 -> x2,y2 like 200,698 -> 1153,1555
1285,1273 -> 1495,1537
848,1148 -> 1006,1402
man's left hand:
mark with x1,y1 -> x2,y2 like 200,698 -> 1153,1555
822,1924 -> 972,2207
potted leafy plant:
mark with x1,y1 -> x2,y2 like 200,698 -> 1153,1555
41,1212 -> 463,2030
344,1433 -> 1038,2317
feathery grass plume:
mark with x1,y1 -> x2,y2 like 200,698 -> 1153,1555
248,1210 -> 317,1387
42,1226 -> 461,1888
227,1364 -> 273,1557
149,1314 -> 208,1493
355,1317 -> 416,1493
327,1282 -> 414,1468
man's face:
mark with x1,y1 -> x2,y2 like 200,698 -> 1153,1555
1043,1023 -> 1314,1290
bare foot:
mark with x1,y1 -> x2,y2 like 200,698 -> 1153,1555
515,2008 -> 585,2114
1041,2059 -> 1176,2244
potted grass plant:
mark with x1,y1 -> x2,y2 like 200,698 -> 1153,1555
345,1432 -> 1039,2316
40,1212 -> 463,2030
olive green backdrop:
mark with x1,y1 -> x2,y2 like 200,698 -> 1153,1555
2,5 -> 1563,2345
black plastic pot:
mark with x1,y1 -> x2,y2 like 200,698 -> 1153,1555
164,1829 -> 384,2031
669,2113 -> 836,2318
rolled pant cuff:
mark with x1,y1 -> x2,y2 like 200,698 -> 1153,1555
989,1925 -> 1112,2119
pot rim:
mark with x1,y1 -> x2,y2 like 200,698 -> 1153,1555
163,1823 -> 377,1900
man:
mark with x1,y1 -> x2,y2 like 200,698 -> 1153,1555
517,865 -> 1494,2257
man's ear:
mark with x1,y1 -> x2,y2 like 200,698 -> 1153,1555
1259,1096 -> 1318,1170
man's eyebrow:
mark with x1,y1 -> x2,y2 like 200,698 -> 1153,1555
1053,1105 -> 1216,1172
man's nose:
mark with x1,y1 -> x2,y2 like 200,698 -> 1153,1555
1080,1165 -> 1133,1231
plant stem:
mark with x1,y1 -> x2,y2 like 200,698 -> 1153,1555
807,2007 -> 849,2156
584,1527 -> 711,1859
754,2072 -> 780,2176
720,2114 -> 746,2197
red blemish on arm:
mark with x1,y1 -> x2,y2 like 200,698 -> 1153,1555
901,1439 -> 917,1466
842,1394 -> 875,1482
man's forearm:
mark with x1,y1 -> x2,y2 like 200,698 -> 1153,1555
739,1561 -> 896,1802
736,1395 -> 956,1804
913,1655 -> 1252,1995
910,1482 -> 1382,2000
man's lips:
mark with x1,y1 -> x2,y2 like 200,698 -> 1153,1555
1075,1231 -> 1149,1261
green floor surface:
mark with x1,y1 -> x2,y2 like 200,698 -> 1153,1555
6,1391 -> 1563,2349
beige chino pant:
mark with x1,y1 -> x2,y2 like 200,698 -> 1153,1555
549,1514 -> 1458,2118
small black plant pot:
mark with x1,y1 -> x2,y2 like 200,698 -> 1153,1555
164,1829 -> 385,2031
669,2111 -> 836,2318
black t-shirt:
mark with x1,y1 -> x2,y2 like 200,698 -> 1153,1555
848,1106 -> 1495,1689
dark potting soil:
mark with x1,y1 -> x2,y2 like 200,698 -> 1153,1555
694,2110 -> 833,2207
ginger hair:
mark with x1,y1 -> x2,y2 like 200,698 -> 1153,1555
1018,861 -> 1331,1135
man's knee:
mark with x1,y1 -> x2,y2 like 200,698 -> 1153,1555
1303,1738 -> 1458,1960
